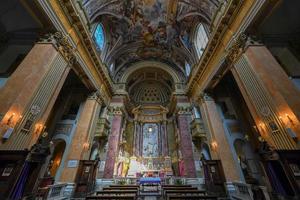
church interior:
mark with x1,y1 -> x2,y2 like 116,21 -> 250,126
0,0 -> 300,199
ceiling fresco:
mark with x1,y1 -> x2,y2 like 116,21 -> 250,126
83,0 -> 220,79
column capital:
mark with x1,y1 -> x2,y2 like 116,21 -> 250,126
88,91 -> 104,105
226,33 -> 264,64
176,106 -> 192,115
226,33 -> 248,64
108,106 -> 124,116
38,32 -> 76,64
197,93 -> 215,104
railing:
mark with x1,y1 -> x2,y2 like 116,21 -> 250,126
36,183 -> 75,200
231,182 -> 253,200
95,177 -> 203,190
231,182 -> 270,200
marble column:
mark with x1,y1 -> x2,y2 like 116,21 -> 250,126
176,108 -> 197,178
231,44 -> 298,149
161,120 -> 169,156
199,94 -> 242,182
103,108 -> 123,178
60,93 -> 102,182
0,41 -> 70,150
138,122 -> 143,157
133,120 -> 141,157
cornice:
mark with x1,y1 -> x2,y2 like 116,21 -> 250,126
58,0 -> 113,91
38,0 -> 113,100
187,0 -> 244,94
188,0 -> 266,98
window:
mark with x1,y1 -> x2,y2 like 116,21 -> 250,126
185,61 -> 191,76
109,63 -> 114,73
195,23 -> 208,58
94,24 -> 105,50
193,106 -> 202,119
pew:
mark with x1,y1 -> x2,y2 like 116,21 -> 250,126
162,185 -> 193,188
91,190 -> 137,200
103,187 -> 138,191
163,187 -> 199,197
96,190 -> 137,196
109,185 -> 139,188
86,195 -> 135,200
165,190 -> 206,199
167,195 -> 218,200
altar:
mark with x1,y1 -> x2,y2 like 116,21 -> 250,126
139,177 -> 161,193
127,156 -> 173,178
116,106 -> 174,178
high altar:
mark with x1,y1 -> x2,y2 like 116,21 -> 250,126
115,105 -> 173,177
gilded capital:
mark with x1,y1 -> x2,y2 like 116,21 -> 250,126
176,106 -> 192,115
88,91 -> 104,105
108,106 -> 124,116
39,32 -> 76,64
198,93 -> 214,103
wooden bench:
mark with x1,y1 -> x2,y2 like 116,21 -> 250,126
89,190 -> 137,200
165,190 -> 207,200
103,187 -> 138,191
109,185 -> 139,188
96,190 -> 137,195
163,187 -> 198,191
163,188 -> 199,197
162,185 -> 193,188
167,195 -> 218,200
86,195 -> 135,200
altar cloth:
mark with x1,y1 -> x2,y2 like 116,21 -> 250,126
139,177 -> 161,184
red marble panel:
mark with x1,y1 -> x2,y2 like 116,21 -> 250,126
103,114 -> 122,178
177,114 -> 197,178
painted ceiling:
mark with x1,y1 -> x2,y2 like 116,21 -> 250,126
83,0 -> 220,80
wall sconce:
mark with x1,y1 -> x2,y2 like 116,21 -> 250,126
211,141 -> 218,150
35,124 -> 46,135
259,123 -> 265,129
18,115 -> 22,123
6,113 -> 15,125
83,142 -> 89,150
148,127 -> 153,133
285,114 -> 294,125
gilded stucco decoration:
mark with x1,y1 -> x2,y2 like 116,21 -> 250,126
82,0 -> 220,78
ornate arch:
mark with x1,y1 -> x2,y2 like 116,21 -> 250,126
120,61 -> 183,84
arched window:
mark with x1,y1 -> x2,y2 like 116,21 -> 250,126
185,61 -> 191,77
195,23 -> 208,59
94,24 -> 105,50
109,63 -> 114,73
193,106 -> 202,119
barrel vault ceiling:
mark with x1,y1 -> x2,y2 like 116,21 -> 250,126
82,0 -> 220,81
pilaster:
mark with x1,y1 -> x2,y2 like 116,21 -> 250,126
174,95 -> 197,178
231,43 -> 298,149
0,35 -> 72,150
198,93 -> 242,182
59,92 -> 103,182
103,96 -> 125,178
